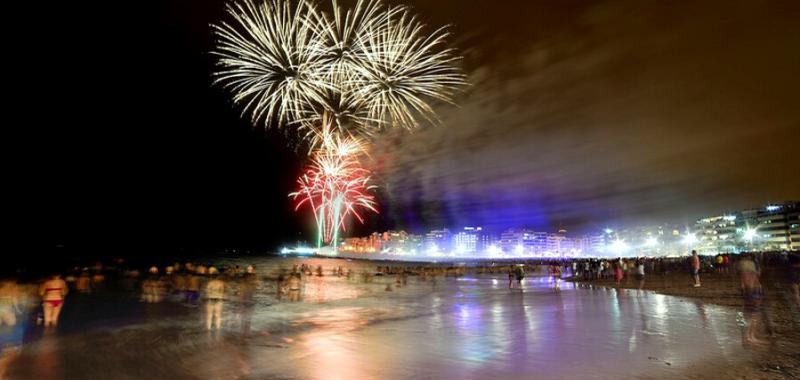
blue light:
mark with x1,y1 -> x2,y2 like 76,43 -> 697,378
766,205 -> 780,212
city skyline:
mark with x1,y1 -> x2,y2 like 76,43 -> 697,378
335,200 -> 799,257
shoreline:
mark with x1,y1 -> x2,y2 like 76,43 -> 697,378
567,269 -> 800,379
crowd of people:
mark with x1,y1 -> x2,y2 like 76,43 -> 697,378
0,251 -> 798,356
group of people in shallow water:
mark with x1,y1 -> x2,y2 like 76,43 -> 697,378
1,251 -> 798,354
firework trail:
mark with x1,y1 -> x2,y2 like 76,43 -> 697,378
289,117 -> 377,246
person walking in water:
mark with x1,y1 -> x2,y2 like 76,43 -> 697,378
205,274 -> 225,330
691,250 -> 701,287
0,279 -> 20,328
39,273 -> 68,327
287,272 -> 302,302
514,265 -> 525,289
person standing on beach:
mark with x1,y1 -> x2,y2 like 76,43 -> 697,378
38,273 -> 68,327
614,262 -> 624,285
287,272 -> 302,302
691,251 -> 701,287
205,274 -> 225,330
636,259 -> 646,289
514,265 -> 525,288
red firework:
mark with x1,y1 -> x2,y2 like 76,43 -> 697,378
290,133 -> 378,246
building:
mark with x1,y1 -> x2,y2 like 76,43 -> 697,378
789,207 -> 800,250
452,226 -> 489,255
694,215 -> 739,254
424,229 -> 451,253
756,202 -> 798,250
692,201 -> 799,253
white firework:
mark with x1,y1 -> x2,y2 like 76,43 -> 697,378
212,0 -> 330,128
355,8 -> 466,129
212,0 -> 466,148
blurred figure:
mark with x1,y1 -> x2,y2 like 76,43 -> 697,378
737,254 -> 767,345
722,254 -> 730,275
142,276 -> 156,303
76,270 -> 92,293
636,259 -> 646,290
287,272 -> 301,302
788,254 -> 800,307
38,273 -> 68,327
238,272 -> 257,336
91,263 -> 105,287
186,272 -> 201,306
691,250 -> 701,287
514,265 -> 525,288
0,278 -> 20,327
614,262 -> 624,285
0,278 -> 23,379
205,274 -> 225,330
275,271 -> 285,300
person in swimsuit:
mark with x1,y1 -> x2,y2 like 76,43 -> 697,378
737,254 -> 767,345
38,273 -> 68,327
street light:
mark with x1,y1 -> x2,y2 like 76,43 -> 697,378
743,228 -> 757,242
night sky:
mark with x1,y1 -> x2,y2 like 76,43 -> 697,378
9,0 -> 799,258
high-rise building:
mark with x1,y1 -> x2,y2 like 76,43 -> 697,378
424,229 -> 451,253
452,226 -> 488,255
692,201 -> 799,253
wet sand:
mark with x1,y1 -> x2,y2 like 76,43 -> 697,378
570,268 -> 800,379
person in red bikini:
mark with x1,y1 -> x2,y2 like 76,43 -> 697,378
38,273 -> 68,327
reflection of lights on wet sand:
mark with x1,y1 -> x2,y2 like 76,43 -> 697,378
302,277 -> 363,303
295,308 -> 370,380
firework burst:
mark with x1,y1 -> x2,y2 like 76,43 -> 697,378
213,0 -> 465,247
289,118 -> 377,246
212,0 -> 465,147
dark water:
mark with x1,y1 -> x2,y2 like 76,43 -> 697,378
2,257 -> 753,379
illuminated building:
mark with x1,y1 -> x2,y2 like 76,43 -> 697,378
453,226 -> 489,255
424,229 -> 452,253
692,201 -> 799,253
